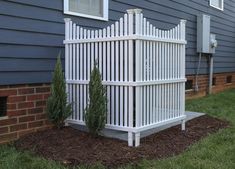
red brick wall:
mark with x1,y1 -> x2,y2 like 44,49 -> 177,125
186,72 -> 235,99
0,84 -> 52,144
0,73 -> 235,144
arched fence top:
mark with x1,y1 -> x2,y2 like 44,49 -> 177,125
64,9 -> 187,44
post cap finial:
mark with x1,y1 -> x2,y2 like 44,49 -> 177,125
64,18 -> 71,23
134,8 -> 142,14
126,9 -> 135,14
180,19 -> 187,24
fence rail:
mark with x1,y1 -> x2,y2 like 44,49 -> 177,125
64,9 -> 187,147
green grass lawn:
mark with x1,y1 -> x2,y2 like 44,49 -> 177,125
1,89 -> 235,169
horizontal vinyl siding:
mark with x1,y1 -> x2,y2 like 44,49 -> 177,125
0,0 -> 235,85
112,0 -> 235,75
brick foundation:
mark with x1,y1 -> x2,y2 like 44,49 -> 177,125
0,84 -> 52,144
0,72 -> 235,144
186,72 -> 235,99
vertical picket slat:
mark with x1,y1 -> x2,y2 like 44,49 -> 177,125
72,24 -> 76,120
75,26 -> 80,120
159,30 -> 162,80
87,30 -> 91,79
86,30 -> 90,121
139,13 -> 143,127
150,24 -> 153,124
159,30 -> 163,121
115,21 -> 120,125
99,30 -> 102,73
177,26 -> 181,118
124,13 -> 128,127
143,17 -> 147,126
103,29 -> 107,81
155,29 -> 159,122
176,26 -> 179,79
167,31 -> 170,120
152,27 -> 156,123
119,17 -> 124,127
83,29 -> 87,121
107,26 -> 111,125
169,29 -> 172,118
91,30 -> 95,70
111,24 -> 115,125
79,28 -> 83,121
68,21 -> 73,121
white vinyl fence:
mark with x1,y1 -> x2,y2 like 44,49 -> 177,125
64,9 -> 187,147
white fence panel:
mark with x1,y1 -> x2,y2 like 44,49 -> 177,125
64,9 -> 187,147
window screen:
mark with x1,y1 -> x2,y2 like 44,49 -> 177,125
69,0 -> 104,17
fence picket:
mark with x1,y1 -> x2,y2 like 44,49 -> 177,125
111,24 -> 115,125
68,21 -> 72,121
115,21 -> 120,125
124,13 -> 128,127
83,29 -> 87,121
107,26 -> 111,124
120,17 -> 124,126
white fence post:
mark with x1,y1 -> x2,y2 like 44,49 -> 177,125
64,18 -> 71,124
134,8 -> 142,147
64,18 -> 71,85
180,19 -> 187,131
127,9 -> 134,147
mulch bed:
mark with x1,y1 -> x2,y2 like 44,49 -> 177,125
15,115 -> 229,168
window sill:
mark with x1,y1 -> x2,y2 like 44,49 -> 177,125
210,5 -> 224,11
64,11 -> 108,21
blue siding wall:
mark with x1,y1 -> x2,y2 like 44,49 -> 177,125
0,0 -> 235,85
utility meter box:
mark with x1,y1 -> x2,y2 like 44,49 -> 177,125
210,34 -> 217,53
197,14 -> 218,54
197,14 -> 211,53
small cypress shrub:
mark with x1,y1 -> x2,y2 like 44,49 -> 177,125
46,54 -> 72,128
85,63 -> 107,136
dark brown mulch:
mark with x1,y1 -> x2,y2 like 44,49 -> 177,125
15,115 -> 229,168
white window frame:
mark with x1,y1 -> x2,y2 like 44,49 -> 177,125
64,0 -> 109,21
209,0 -> 224,11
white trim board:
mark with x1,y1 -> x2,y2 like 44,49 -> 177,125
209,0 -> 224,11
64,0 -> 109,21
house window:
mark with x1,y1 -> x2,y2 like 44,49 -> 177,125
64,0 -> 109,21
0,97 -> 7,117
210,0 -> 224,11
185,80 -> 193,91
226,75 -> 232,84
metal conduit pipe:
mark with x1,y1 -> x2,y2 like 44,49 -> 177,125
209,54 -> 213,94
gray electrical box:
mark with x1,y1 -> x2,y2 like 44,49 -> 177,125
197,14 -> 211,53
197,14 -> 218,54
